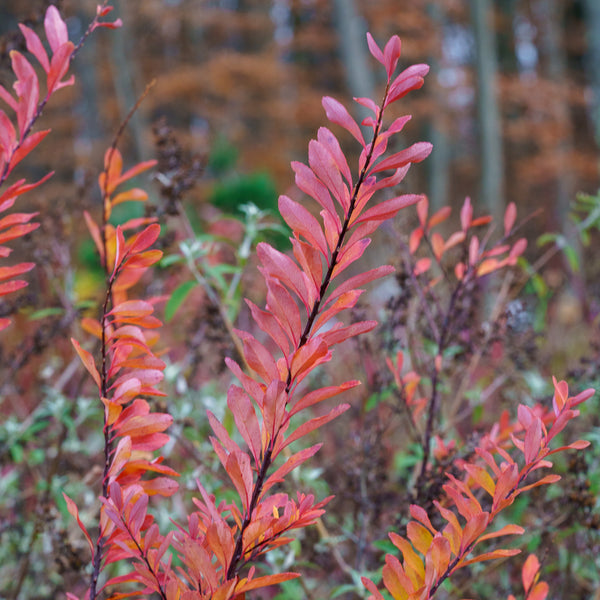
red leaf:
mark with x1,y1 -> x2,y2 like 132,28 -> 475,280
354,194 -> 422,225
524,417 -> 543,464
46,41 -> 74,94
0,262 -> 34,281
263,444 -> 322,493
292,238 -> 323,291
107,436 -> 132,480
317,126 -> 353,184
331,238 -> 371,279
257,243 -> 309,309
283,404 -> 349,449
207,410 -> 242,456
122,249 -> 162,269
0,222 -> 39,245
320,320 -> 377,346
326,265 -> 394,304
44,5 -> 69,53
14,69 -> 38,141
321,208 -> 342,253
262,380 -> 288,441
237,330 -> 280,383
116,159 -> 157,188
289,380 -> 360,416
266,278 -> 301,345
413,257 -> 431,275
290,336 -> 329,381
492,463 -> 519,512
478,523 -> 524,543
387,64 -> 429,104
459,511 -> 489,552
228,386 -> 262,466
308,139 -> 349,211
292,160 -> 339,224
9,129 -> 50,169
63,493 -> 95,559
366,32 -> 385,65
247,299 -> 291,356
126,223 -> 161,254
313,289 -> 363,333
426,535 -> 451,584
141,476 -> 179,497
428,206 -> 452,229
225,451 -> 253,512
504,202 -> 517,235
238,572 -> 300,593
370,142 -> 432,174
322,96 -> 365,146
225,357 -> 265,404
109,300 -> 154,318
279,195 -> 328,256
71,339 -> 102,389
382,35 -> 402,79
0,83 -> 17,112
18,24 -> 49,72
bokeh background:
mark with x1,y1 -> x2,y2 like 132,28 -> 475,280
1,1 -> 600,599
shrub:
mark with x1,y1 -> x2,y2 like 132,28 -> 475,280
0,5 -> 596,600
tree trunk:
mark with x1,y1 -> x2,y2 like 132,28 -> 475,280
332,0 -> 375,126
534,0 -> 576,234
583,0 -> 600,144
426,1 -> 450,210
469,0 -> 504,223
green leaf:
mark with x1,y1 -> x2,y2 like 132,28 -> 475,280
10,444 -> 23,463
165,281 -> 197,322
28,307 -> 65,320
536,232 -> 559,248
373,538 -> 397,554
331,584 -> 359,598
472,404 -> 483,425
562,244 -> 580,272
160,254 -> 184,268
443,344 -> 464,359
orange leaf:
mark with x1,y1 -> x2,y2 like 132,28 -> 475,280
389,532 -> 425,588
382,555 -> 412,600
407,521 -> 433,555
63,493 -> 95,558
111,187 -> 148,207
427,535 -> 451,583
237,572 -> 299,593
459,547 -> 521,567
107,436 -> 132,480
71,338 -> 101,389
522,553 -> 541,592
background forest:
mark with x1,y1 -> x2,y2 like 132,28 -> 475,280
1,1 -> 600,599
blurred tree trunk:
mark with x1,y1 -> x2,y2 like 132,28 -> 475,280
427,2 -> 450,210
583,0 -> 600,144
534,0 -> 577,238
332,0 -> 375,126
72,11 -> 103,169
496,0 -> 518,72
0,9 -> 17,35
108,3 -> 146,162
469,0 -> 504,222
